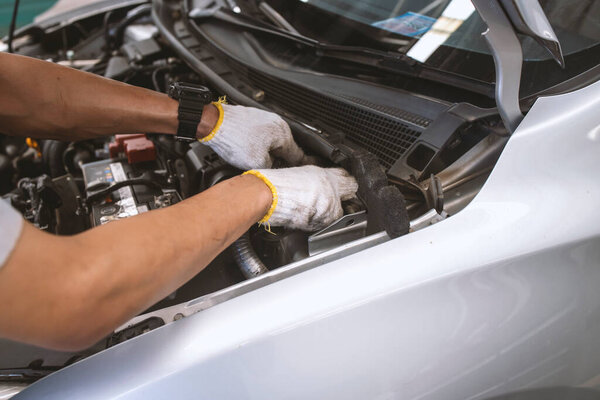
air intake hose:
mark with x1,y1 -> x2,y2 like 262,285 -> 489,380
231,232 -> 269,279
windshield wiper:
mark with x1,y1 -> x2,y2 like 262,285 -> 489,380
257,2 -> 299,35
186,5 -> 494,96
187,6 -> 419,74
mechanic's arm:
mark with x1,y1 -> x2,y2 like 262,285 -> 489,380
0,52 -> 306,169
0,174 -> 271,351
0,166 -> 357,351
0,52 -> 212,140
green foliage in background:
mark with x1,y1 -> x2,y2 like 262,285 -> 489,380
0,0 -> 57,37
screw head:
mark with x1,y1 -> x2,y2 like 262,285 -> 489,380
252,90 -> 265,102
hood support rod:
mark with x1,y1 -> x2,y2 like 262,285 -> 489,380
471,0 -> 524,133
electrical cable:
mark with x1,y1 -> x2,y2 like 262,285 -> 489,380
151,68 -> 162,92
85,179 -> 163,205
7,0 -> 20,53
151,66 -> 172,92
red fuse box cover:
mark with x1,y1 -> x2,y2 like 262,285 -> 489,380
124,137 -> 156,164
109,134 -> 156,164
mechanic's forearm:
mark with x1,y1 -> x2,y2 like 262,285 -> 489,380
0,174 -> 271,350
0,52 -> 218,140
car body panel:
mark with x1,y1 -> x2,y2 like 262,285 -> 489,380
14,77 -> 600,399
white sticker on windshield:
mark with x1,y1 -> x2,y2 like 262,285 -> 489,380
407,0 -> 475,63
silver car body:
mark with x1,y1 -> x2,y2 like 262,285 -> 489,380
13,73 -> 600,398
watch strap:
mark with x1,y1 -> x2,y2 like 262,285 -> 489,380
175,95 -> 205,141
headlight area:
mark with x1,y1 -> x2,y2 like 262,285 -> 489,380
0,1 -> 507,386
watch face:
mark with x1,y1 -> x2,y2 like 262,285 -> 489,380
182,82 -> 209,92
186,87 -> 212,103
169,82 -> 212,103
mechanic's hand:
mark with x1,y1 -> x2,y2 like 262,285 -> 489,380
200,103 -> 306,170
244,166 -> 358,231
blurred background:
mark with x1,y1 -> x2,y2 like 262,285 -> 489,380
0,0 -> 58,36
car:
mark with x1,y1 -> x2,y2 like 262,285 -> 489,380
1,0 -> 600,398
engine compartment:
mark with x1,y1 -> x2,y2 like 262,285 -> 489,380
0,0 -> 509,383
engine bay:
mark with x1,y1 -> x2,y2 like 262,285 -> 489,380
0,0 -> 510,382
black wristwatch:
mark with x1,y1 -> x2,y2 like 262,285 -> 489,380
168,82 -> 212,142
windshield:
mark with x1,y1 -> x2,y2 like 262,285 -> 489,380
266,0 -> 600,96
294,0 -> 600,59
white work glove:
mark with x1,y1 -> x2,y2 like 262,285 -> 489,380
200,103 -> 306,170
244,166 -> 358,231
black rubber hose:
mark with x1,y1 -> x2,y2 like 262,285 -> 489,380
104,4 -> 151,52
112,4 -> 152,48
42,140 -> 70,178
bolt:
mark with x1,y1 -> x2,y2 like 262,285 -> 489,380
252,90 -> 265,102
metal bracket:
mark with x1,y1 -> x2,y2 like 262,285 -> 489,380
409,209 -> 447,232
308,211 -> 368,256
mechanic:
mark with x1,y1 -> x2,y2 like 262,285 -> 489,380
0,52 -> 357,351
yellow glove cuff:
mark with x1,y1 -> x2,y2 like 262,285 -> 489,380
242,170 -> 278,224
199,101 -> 225,143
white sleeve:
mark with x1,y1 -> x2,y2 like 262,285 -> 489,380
0,200 -> 24,268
